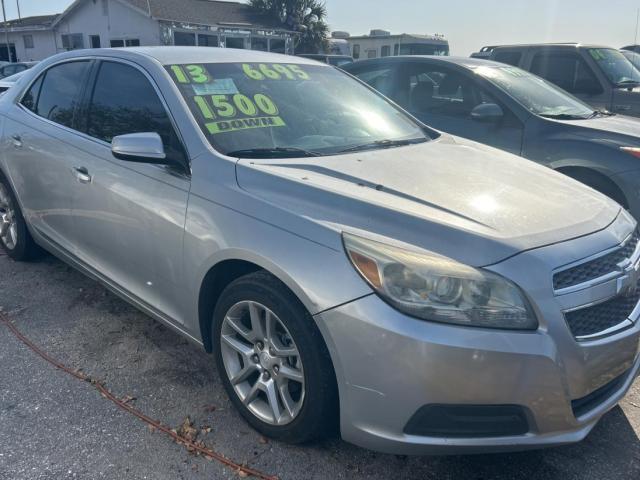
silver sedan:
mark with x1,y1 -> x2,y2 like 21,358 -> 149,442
0,47 -> 638,454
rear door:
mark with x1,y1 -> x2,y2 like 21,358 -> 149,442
70,59 -> 191,324
2,60 -> 92,253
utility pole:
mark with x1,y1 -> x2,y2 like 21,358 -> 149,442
1,0 -> 11,63
15,0 -> 20,21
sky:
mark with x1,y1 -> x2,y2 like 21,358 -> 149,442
7,0 -> 640,56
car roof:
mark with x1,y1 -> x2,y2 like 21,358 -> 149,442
490,43 -> 611,50
343,55 -> 509,70
46,46 -> 322,66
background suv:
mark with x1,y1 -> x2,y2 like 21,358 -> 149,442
485,44 -> 640,117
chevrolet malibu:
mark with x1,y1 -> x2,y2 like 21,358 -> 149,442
0,47 -> 639,454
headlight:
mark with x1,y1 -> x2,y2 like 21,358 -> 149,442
343,233 -> 537,330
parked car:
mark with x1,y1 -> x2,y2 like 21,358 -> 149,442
343,56 -> 640,218
479,44 -> 640,117
470,46 -> 497,59
0,61 -> 37,79
297,53 -> 354,67
1,47 -> 639,455
0,70 -> 27,94
622,44 -> 640,54
621,49 -> 640,71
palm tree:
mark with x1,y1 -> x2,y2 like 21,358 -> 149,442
248,0 -> 330,54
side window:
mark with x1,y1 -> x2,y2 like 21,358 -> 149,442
23,61 -> 90,128
493,51 -> 522,67
21,75 -> 43,112
86,61 -> 184,161
354,67 -> 396,98
530,53 -> 603,95
407,67 -> 474,117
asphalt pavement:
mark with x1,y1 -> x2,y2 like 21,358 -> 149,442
0,253 -> 639,480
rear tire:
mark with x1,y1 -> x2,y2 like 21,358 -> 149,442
212,270 -> 338,444
0,172 -> 42,261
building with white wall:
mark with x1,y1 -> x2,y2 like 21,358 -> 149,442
345,30 -> 449,61
0,0 -> 296,62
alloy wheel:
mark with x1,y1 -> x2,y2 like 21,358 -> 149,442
0,184 -> 17,250
220,300 -> 305,426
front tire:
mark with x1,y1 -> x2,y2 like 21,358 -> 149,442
0,172 -> 41,261
212,270 -> 338,443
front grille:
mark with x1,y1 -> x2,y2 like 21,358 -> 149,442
571,370 -> 629,418
553,229 -> 640,290
564,280 -> 640,338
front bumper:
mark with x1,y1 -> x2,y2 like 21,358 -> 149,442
316,213 -> 640,455
318,295 -> 640,455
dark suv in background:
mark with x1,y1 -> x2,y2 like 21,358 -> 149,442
483,44 -> 640,117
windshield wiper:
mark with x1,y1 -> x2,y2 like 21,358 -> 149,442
539,113 -> 589,120
226,147 -> 321,158
587,110 -> 616,119
615,79 -> 640,88
337,138 -> 427,154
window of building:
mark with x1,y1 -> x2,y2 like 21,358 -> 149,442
394,44 -> 399,56
174,32 -> 196,46
23,35 -> 34,49
352,44 -> 360,59
197,34 -> 218,47
367,49 -> 377,59
90,35 -> 101,48
225,37 -> 245,49
530,52 -> 603,95
381,45 -> 391,57
269,38 -> 286,53
110,38 -> 139,48
23,61 -> 90,129
251,37 -> 268,51
85,61 -> 184,162
61,33 -> 84,50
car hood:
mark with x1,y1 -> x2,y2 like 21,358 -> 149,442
235,135 -> 619,266
561,114 -> 640,140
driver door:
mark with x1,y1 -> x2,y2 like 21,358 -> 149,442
402,64 -> 524,155
70,60 -> 191,324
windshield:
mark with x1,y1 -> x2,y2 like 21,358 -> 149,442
475,65 -> 595,119
588,48 -> 640,86
166,62 -> 428,157
328,57 -> 353,67
621,50 -> 640,71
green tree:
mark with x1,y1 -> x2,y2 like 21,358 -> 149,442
248,0 -> 330,54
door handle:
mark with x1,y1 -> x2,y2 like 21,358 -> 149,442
11,134 -> 22,148
73,166 -> 92,184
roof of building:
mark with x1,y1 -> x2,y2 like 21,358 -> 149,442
122,0 -> 288,30
0,14 -> 59,30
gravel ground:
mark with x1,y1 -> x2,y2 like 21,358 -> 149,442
0,253 -> 639,480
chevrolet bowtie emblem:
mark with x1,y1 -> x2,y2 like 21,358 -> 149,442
617,261 -> 640,297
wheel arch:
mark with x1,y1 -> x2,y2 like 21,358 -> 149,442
196,252 -> 318,353
554,165 -> 629,209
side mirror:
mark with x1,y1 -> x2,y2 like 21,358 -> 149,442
111,133 -> 167,164
471,103 -> 504,123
